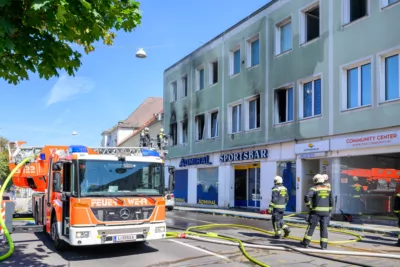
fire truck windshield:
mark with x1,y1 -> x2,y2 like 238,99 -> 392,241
77,159 -> 164,197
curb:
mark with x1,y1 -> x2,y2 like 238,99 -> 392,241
174,207 -> 399,237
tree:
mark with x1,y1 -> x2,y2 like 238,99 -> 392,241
0,0 -> 142,85
0,136 -> 10,186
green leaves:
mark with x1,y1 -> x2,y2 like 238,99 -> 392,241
0,0 -> 142,85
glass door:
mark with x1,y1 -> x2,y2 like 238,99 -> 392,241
234,169 -> 247,207
247,167 -> 261,208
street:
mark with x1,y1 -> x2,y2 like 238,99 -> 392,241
1,211 -> 399,267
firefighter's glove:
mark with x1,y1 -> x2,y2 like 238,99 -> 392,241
268,207 -> 273,214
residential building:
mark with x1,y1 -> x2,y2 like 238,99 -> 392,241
163,0 -> 400,219
101,97 -> 163,147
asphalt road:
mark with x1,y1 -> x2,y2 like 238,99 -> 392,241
1,210 -> 399,267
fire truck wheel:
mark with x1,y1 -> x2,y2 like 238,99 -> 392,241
50,217 -> 68,251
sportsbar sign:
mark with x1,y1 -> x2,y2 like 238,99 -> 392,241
330,130 -> 400,150
219,149 -> 268,163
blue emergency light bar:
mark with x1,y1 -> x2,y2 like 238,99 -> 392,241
141,148 -> 160,157
39,153 -> 46,160
68,145 -> 88,153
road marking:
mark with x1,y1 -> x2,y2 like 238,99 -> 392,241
167,214 -> 213,224
169,239 -> 230,261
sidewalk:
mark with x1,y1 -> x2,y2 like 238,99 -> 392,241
174,206 -> 400,237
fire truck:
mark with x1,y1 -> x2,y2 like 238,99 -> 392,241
6,141 -> 167,250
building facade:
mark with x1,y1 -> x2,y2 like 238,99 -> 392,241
163,0 -> 400,217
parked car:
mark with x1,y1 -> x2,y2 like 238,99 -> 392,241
165,188 -> 175,211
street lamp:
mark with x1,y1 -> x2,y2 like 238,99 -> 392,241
136,48 -> 147,58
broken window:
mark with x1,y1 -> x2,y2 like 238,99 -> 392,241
195,114 -> 205,141
181,119 -> 188,144
348,0 -> 367,23
211,61 -> 218,85
275,88 -> 294,123
210,111 -> 218,138
182,76 -> 188,98
170,123 -> 177,146
304,5 -> 320,43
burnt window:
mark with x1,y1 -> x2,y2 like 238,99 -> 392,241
170,123 -> 177,146
274,88 -> 294,124
181,119 -> 188,144
210,60 -> 218,85
195,114 -> 205,141
182,75 -> 188,98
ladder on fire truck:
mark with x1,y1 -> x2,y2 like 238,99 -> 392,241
7,141 -> 167,163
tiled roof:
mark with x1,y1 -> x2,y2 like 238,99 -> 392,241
101,97 -> 163,135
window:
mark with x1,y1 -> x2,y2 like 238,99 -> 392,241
209,60 -> 218,85
344,0 -> 368,24
344,62 -> 371,109
171,81 -> 177,102
383,53 -> 400,101
180,119 -> 188,144
300,78 -> 322,119
274,87 -> 294,124
247,35 -> 260,67
245,96 -> 261,130
230,103 -> 242,133
301,3 -> 320,44
208,110 -> 219,138
382,0 -> 400,8
197,168 -> 219,205
181,75 -> 188,98
170,123 -> 177,146
276,18 -> 292,55
197,67 -> 205,91
195,114 -> 205,141
230,47 -> 241,76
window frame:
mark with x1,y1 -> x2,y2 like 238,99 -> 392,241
169,122 -> 178,146
207,109 -> 219,139
244,94 -> 261,131
170,81 -> 178,102
380,0 -> 400,10
342,0 -> 370,26
299,0 -> 320,45
209,59 -> 219,86
298,74 -> 323,120
246,33 -> 260,68
196,65 -> 205,91
228,100 -> 243,134
274,84 -> 295,125
229,45 -> 241,76
194,113 -> 206,141
340,56 -> 373,111
378,47 -> 400,104
275,17 -> 292,56
181,75 -> 188,98
179,119 -> 188,144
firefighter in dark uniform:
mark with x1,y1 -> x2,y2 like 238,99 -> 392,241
301,174 -> 333,250
351,176 -> 364,215
142,127 -> 151,147
157,128 -> 165,149
268,176 -> 291,239
139,130 -> 146,147
394,192 -> 400,246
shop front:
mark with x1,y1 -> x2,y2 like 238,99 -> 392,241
219,149 -> 268,210
329,129 -> 400,218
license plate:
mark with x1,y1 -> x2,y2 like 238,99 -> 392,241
114,234 -> 136,242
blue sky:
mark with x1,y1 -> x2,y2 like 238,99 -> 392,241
0,0 -> 269,147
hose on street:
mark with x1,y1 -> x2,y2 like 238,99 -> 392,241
0,155 -> 35,262
166,222 -> 399,267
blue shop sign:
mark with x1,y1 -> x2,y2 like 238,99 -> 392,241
219,149 -> 268,163
179,155 -> 212,168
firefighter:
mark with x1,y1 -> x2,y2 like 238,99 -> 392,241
142,127 -> 151,147
301,174 -> 333,250
139,130 -> 146,147
351,176 -> 364,215
394,192 -> 400,246
157,128 -> 165,149
322,174 -> 331,190
268,176 -> 291,239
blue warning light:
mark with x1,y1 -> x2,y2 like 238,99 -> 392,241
141,148 -> 160,157
68,145 -> 88,153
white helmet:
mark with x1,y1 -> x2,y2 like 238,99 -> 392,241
274,176 -> 283,184
160,128 -> 164,132
353,176 -> 358,182
322,174 -> 329,182
144,127 -> 149,132
313,174 -> 324,184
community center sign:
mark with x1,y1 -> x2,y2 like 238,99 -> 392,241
219,149 -> 268,163
179,155 -> 212,167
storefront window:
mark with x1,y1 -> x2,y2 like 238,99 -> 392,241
332,154 -> 400,217
277,161 -> 296,212
197,168 -> 218,205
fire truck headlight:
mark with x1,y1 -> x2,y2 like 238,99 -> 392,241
155,226 -> 165,233
76,231 -> 90,238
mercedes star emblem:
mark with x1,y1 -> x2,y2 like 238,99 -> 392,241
119,208 -> 130,220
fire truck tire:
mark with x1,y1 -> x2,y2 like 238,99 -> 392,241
167,207 -> 174,211
50,216 -> 68,251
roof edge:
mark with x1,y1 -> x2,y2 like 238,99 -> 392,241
163,0 -> 278,73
